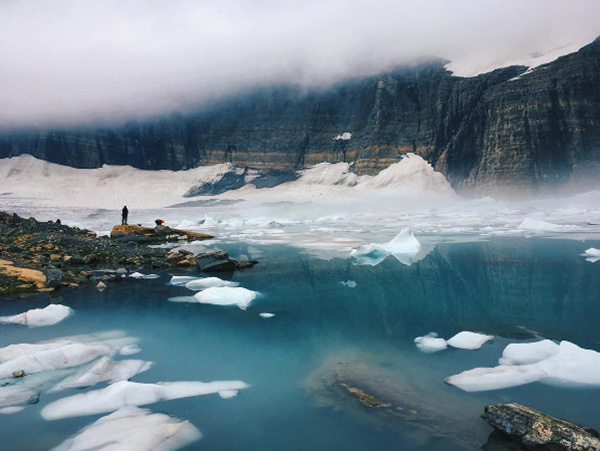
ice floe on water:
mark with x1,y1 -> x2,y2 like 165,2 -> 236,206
339,280 -> 357,288
185,277 -> 239,291
259,313 -> 275,319
193,287 -> 259,310
169,276 -> 200,286
414,333 -> 448,354
0,330 -> 146,413
446,340 -> 600,392
414,331 -> 492,353
350,228 -> 421,266
582,247 -> 600,263
0,304 -> 72,327
129,272 -> 160,280
41,380 -> 250,420
49,357 -> 153,392
446,331 -> 494,350
51,406 -> 202,451
517,218 -> 579,232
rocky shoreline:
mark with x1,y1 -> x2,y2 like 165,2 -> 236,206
0,211 -> 214,297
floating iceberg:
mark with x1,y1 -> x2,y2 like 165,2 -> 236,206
517,218 -> 579,232
41,380 -> 250,420
414,333 -> 448,354
499,339 -> 559,365
0,343 -> 110,379
446,340 -> 600,392
51,406 -> 201,451
339,280 -> 357,288
350,228 -> 421,266
0,385 -> 40,409
193,287 -> 259,310
0,304 -> 72,328
334,132 -> 352,140
49,357 -> 153,392
169,276 -> 201,286
129,272 -> 160,279
185,277 -> 239,291
259,313 -> 275,318
446,331 -> 493,350
582,247 -> 600,263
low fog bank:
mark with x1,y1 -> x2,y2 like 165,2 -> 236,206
1,155 -> 599,250
1,0 -> 599,128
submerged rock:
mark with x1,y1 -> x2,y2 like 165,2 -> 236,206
305,349 -> 488,449
482,403 -> 600,451
196,251 -> 257,273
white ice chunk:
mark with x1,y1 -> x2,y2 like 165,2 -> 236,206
582,247 -> 600,263
445,365 -> 547,392
447,340 -> 600,392
185,277 -> 239,291
340,280 -> 357,288
51,406 -> 201,451
259,313 -> 275,318
414,332 -> 448,353
167,296 -> 198,303
129,272 -> 160,280
41,380 -> 250,420
499,340 -> 559,365
518,218 -> 578,231
119,344 -> 141,356
0,304 -> 72,328
50,357 -> 153,392
334,132 -> 352,140
169,276 -> 201,286
0,385 -> 39,408
0,343 -> 110,379
350,228 -> 421,266
218,390 -> 239,399
193,287 -> 259,310
0,406 -> 25,414
447,331 -> 493,350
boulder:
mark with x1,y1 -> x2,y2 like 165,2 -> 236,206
196,251 -> 236,272
482,403 -> 600,450
45,268 -> 63,288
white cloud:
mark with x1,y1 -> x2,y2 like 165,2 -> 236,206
0,0 -> 598,127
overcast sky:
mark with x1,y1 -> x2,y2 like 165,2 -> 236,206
1,0 -> 599,128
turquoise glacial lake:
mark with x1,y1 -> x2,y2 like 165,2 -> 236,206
1,237 -> 599,450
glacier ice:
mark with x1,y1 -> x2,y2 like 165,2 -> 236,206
0,304 -> 72,328
51,406 -> 201,451
0,385 -> 40,409
499,339 -> 559,365
446,331 -> 493,350
129,272 -> 160,280
41,380 -> 250,420
169,276 -> 201,286
582,247 -> 600,263
193,287 -> 259,310
339,280 -> 357,288
517,218 -> 578,232
0,343 -> 110,379
185,277 -> 239,291
49,357 -> 153,392
414,333 -> 448,353
259,313 -> 275,318
446,340 -> 600,392
350,228 -> 421,266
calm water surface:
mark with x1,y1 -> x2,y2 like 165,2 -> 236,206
1,237 -> 599,450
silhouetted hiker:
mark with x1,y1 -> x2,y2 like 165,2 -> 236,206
121,206 -> 129,225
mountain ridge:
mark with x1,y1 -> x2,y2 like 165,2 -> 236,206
1,38 -> 599,195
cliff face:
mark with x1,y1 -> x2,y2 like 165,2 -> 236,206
1,38 -> 599,195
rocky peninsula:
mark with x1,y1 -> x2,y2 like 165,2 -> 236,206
0,211 -> 213,296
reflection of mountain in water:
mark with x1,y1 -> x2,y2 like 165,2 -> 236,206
231,238 -> 600,346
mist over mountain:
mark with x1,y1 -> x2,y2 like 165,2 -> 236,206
1,37 -> 599,196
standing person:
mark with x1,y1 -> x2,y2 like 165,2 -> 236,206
121,206 -> 129,225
